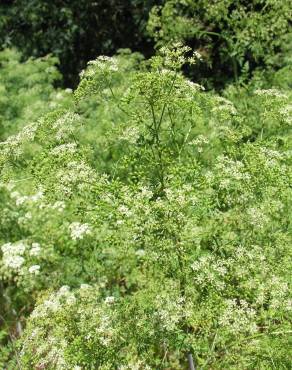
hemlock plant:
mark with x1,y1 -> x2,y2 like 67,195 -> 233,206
0,45 -> 291,368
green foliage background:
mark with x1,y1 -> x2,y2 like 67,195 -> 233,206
0,0 -> 159,86
0,1 -> 291,369
1,0 -> 291,87
148,0 -> 292,87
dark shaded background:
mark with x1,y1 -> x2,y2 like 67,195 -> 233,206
0,0 -> 160,86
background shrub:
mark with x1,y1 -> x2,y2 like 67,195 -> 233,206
0,0 -> 160,86
147,0 -> 292,88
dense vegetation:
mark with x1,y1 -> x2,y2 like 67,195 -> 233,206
0,0 -> 159,86
1,0 -> 291,87
0,2 -> 291,369
148,0 -> 292,87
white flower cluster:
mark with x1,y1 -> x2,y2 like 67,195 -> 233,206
164,187 -> 189,205
69,222 -> 92,240
279,104 -> 292,125
0,121 -> 39,157
188,134 -> 209,152
52,112 -> 81,141
154,294 -> 187,332
80,283 -> 91,290
260,147 -> 283,168
31,285 -> 76,319
219,299 -> 257,335
215,156 -> 250,182
22,287 -> 77,369
10,189 -> 43,206
56,160 -> 96,195
1,240 -> 42,273
84,56 -> 118,75
29,242 -> 41,256
120,126 -> 140,144
160,43 -> 201,69
50,142 -> 77,156
38,200 -> 66,213
191,255 -> 228,291
28,265 -> 40,274
193,50 -> 203,61
185,79 -> 205,92
231,245 -> 269,281
139,186 -> 153,200
51,200 -> 66,212
247,207 -> 269,229
1,241 -> 26,269
95,311 -> 115,346
161,68 -> 176,76
118,204 -> 133,217
21,326 -> 68,369
36,343 -> 67,370
267,276 -> 291,311
104,296 -> 116,305
254,89 -> 288,99
212,97 -> 237,116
